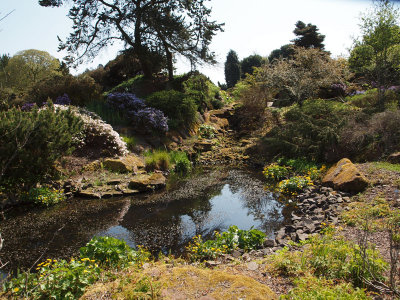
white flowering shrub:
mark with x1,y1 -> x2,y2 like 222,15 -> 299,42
56,105 -> 128,156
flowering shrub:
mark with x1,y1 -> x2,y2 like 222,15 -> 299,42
131,107 -> 168,133
26,187 -> 65,207
4,258 -> 100,299
186,226 -> 266,261
107,92 -> 146,111
199,124 -> 216,139
277,176 -> 313,196
70,107 -> 128,156
55,93 -> 72,105
106,92 -> 168,134
263,163 -> 291,182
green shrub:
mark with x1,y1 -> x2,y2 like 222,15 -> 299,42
170,151 -> 191,174
263,100 -> 353,162
183,73 -> 219,112
27,74 -> 102,107
80,236 -> 149,269
0,104 -> 83,192
144,150 -> 171,171
199,124 -> 216,139
146,90 -> 197,129
186,226 -> 266,260
26,187 -> 66,207
3,258 -> 100,299
282,276 -> 370,300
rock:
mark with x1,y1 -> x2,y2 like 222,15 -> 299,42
231,250 -> 241,258
388,152 -> 400,164
241,253 -> 251,262
128,173 -> 166,191
322,158 -> 369,193
76,190 -> 101,199
205,260 -> 220,268
247,261 -> 259,271
297,232 -> 309,241
121,188 -> 140,196
199,296 -> 216,300
100,191 -> 124,198
194,140 -> 214,152
103,154 -> 144,173
263,239 -> 275,248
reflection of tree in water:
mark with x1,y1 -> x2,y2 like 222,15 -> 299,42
121,173 -> 224,253
226,170 -> 285,237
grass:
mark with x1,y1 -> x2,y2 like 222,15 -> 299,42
370,162 -> 400,173
82,262 -> 277,300
85,100 -> 129,126
144,150 -> 171,171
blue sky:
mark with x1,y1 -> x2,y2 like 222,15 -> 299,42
1,0 -> 374,84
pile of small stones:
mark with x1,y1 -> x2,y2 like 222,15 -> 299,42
273,185 -> 351,247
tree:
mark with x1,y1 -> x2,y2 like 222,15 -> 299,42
268,44 -> 295,62
292,20 -> 325,50
240,54 -> 264,78
39,0 -> 223,81
1,49 -> 61,92
257,47 -> 348,106
224,50 -> 241,88
350,0 -> 400,109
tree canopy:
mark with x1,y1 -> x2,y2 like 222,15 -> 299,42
292,21 -> 325,50
350,0 -> 400,108
224,50 -> 241,88
241,54 -> 264,78
39,0 -> 224,81
0,49 -> 61,92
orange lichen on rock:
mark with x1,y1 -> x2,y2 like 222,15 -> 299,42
322,158 -> 369,193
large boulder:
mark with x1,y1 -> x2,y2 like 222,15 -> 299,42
103,155 -> 145,173
322,158 -> 369,193
129,173 -> 166,191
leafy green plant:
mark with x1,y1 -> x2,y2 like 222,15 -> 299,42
277,176 -> 313,196
199,124 -> 216,139
26,187 -> 66,207
170,151 -> 191,174
80,236 -> 149,269
186,226 -> 266,261
3,258 -> 100,299
262,163 -> 291,182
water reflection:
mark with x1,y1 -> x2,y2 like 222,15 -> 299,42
0,168 -> 285,272
98,169 -> 284,254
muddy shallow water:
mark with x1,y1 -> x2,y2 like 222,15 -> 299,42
0,167 -> 287,272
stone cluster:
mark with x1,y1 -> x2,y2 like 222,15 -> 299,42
274,185 -> 351,246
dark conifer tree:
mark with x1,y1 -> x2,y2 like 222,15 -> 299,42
224,50 -> 241,88
292,21 -> 325,50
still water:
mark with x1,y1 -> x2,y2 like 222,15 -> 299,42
0,167 -> 286,272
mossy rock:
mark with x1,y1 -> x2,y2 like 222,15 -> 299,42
322,158 -> 369,193
103,155 -> 145,173
128,173 -> 166,191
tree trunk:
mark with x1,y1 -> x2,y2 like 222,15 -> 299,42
165,47 -> 173,81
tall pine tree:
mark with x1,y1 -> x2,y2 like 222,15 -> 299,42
224,50 -> 241,88
292,21 -> 325,50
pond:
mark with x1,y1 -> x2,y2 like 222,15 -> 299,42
0,167 -> 288,273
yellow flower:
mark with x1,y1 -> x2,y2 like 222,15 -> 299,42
13,288 -> 19,293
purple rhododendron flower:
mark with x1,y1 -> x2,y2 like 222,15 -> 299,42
55,93 -> 72,105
